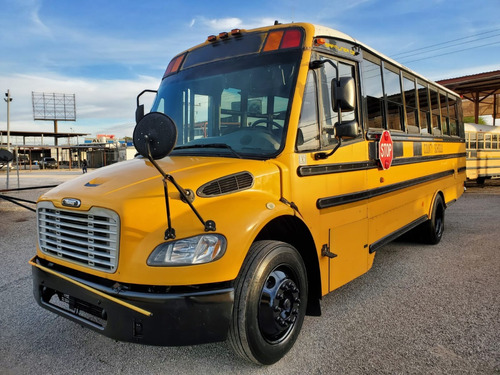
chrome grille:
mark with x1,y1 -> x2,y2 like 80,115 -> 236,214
37,201 -> 120,273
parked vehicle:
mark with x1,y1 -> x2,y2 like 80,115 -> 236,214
39,157 -> 57,169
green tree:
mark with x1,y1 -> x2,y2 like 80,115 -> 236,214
463,116 -> 487,125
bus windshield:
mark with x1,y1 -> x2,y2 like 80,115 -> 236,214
151,51 -> 301,159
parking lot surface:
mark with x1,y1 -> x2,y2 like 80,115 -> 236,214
1,171 -> 499,374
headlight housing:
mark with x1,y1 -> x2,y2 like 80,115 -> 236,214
147,234 -> 227,266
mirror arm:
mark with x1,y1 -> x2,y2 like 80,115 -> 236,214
144,136 -> 216,237
314,138 -> 342,160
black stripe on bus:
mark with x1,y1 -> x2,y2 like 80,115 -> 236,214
368,215 -> 428,254
298,161 -> 377,177
316,169 -> 455,209
298,153 -> 465,177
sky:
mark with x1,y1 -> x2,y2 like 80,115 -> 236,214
1,0 -> 499,141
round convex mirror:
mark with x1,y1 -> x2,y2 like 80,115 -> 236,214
133,112 -> 177,160
0,149 -> 14,162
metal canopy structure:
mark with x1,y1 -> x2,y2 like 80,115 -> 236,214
437,70 -> 500,125
0,129 -> 88,145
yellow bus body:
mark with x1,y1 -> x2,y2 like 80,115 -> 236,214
32,22 -> 465,364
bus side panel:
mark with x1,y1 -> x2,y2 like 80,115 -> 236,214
329,215 -> 369,291
366,140 -> 465,248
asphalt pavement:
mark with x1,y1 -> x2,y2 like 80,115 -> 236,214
0,170 -> 499,374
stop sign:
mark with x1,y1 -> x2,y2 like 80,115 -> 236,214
378,130 -> 393,170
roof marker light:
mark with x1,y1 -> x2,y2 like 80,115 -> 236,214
263,29 -> 303,52
281,29 -> 302,49
231,29 -> 242,36
263,30 -> 284,52
207,35 -> 217,42
219,32 -> 229,39
314,38 -> 326,46
164,54 -> 185,77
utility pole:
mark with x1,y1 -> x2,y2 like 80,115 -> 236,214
4,90 -> 13,188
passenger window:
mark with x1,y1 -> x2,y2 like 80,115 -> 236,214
403,76 -> 418,133
430,88 -> 441,135
448,95 -> 458,136
362,58 -> 384,129
297,71 -> 320,151
493,135 -> 499,149
417,83 -> 430,134
439,91 -> 449,135
383,65 -> 403,131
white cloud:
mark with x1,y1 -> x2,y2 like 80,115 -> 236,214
203,17 -> 243,31
0,72 -> 159,138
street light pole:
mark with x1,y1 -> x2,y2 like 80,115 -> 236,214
4,90 -> 13,188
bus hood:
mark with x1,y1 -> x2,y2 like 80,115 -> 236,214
38,156 -> 283,214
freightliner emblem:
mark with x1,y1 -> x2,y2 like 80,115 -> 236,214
62,198 -> 81,208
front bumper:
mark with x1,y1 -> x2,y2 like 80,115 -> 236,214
31,257 -> 234,346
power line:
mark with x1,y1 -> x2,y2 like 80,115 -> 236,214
395,32 -> 500,60
400,40 -> 500,64
392,28 -> 500,58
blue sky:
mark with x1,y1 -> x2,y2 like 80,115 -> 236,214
1,0 -> 499,139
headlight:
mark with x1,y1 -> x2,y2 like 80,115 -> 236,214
147,234 -> 227,266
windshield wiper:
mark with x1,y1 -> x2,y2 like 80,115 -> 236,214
174,143 -> 242,158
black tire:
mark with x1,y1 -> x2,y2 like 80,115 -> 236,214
420,194 -> 445,244
229,240 -> 308,365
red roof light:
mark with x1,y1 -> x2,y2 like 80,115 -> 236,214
281,29 -> 302,49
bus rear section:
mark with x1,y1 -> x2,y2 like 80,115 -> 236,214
465,122 -> 500,183
31,22 -> 465,365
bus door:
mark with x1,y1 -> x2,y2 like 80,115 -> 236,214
295,55 -> 369,293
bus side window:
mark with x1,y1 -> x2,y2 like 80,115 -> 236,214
403,76 -> 419,134
297,71 -> 320,151
319,60 -> 357,148
439,90 -> 449,136
383,65 -> 403,132
430,88 -> 441,135
361,58 -> 384,129
448,95 -> 459,136
417,83 -> 430,134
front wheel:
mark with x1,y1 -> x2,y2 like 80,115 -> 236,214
229,241 -> 308,365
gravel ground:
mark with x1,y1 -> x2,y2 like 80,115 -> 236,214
1,171 -> 499,374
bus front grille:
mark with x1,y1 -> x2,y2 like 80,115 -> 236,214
37,201 -> 120,273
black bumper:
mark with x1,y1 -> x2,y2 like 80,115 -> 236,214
31,259 -> 234,346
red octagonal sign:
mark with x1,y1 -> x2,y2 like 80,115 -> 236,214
378,130 -> 393,170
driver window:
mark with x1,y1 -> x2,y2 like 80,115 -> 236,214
319,60 -> 356,148
297,71 -> 320,151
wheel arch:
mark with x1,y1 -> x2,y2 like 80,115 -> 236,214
254,215 -> 322,316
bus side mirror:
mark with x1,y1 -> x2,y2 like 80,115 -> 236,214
133,112 -> 177,160
136,104 -> 145,124
332,77 -> 355,112
335,120 -> 358,139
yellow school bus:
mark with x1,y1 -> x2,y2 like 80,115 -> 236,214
31,22 -> 465,365
465,123 -> 500,183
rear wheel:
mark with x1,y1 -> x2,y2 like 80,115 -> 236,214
229,241 -> 307,365
420,194 -> 445,244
